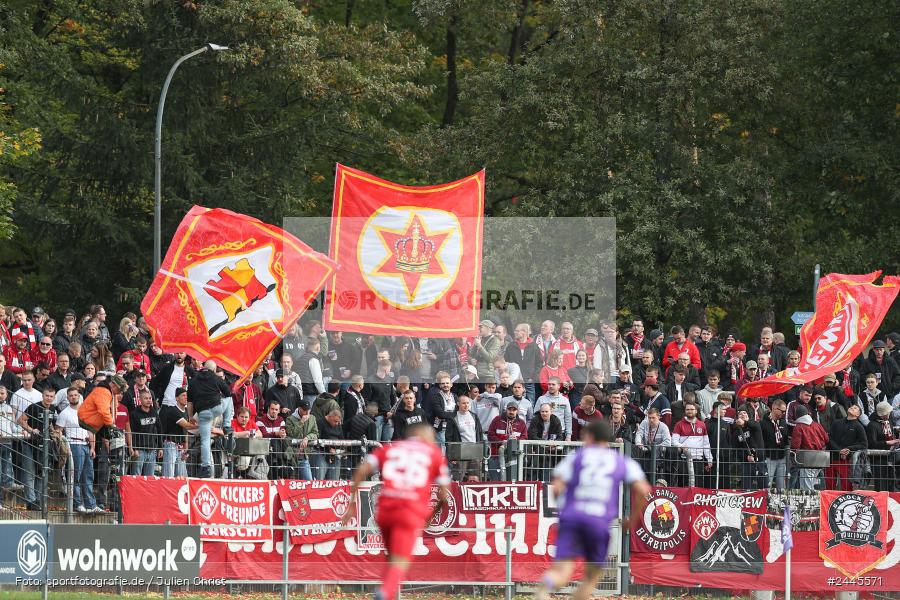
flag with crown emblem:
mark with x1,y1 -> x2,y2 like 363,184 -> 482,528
325,164 -> 485,336
141,206 -> 337,380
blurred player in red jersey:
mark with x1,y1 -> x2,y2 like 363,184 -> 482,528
343,423 -> 450,600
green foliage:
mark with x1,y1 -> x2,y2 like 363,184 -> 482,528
0,0 -> 896,333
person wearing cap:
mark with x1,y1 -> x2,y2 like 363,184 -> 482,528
734,359 -> 758,396
790,404 -> 829,490
285,398 -> 317,480
866,401 -> 899,491
723,341 -> 747,391
159,387 -> 197,477
121,369 -> 155,412
264,368 -> 303,417
9,308 -> 39,352
810,386 -> 846,434
860,339 -> 900,398
485,401 -> 527,480
470,319 -> 501,383
607,363 -> 640,399
4,331 -> 35,375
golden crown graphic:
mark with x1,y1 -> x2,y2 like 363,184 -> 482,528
393,219 -> 435,273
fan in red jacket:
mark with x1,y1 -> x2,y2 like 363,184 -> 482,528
4,332 -> 35,374
486,402 -> 528,456
790,405 -> 829,450
661,326 -> 701,370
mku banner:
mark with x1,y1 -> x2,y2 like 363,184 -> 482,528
119,476 -> 559,583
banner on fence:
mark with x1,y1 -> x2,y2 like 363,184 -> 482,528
120,476 -> 552,583
819,490 -> 889,578
630,486 -> 691,554
187,479 -> 273,543
276,480 -> 353,544
630,488 -> 900,592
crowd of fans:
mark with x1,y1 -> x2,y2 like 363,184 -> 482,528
1,304 -> 899,513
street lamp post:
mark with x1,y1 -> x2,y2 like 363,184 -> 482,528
154,43 -> 230,274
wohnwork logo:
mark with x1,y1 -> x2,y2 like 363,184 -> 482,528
56,539 -> 186,573
49,525 -> 200,579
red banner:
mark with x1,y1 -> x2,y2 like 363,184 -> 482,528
819,490 -> 889,577
630,486 -> 691,554
187,479 -> 273,543
631,489 -> 900,592
120,477 -> 554,583
324,164 -> 485,337
141,206 -> 336,381
739,271 -> 900,398
275,480 -> 354,544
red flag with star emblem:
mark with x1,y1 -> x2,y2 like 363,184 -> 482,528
738,272 -> 900,398
141,206 -> 337,381
325,164 -> 485,336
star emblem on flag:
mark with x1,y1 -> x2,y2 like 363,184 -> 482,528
372,214 -> 453,303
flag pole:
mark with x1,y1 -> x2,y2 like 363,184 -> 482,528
785,540 -> 791,600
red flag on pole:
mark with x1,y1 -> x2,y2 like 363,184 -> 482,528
324,164 -> 485,337
738,271 -> 900,398
141,206 -> 337,381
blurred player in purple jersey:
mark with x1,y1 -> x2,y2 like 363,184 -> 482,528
536,420 -> 650,600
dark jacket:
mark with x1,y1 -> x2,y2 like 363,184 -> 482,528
427,391 -> 457,432
296,350 -> 323,396
315,415 -> 344,442
445,411 -> 484,443
263,384 -> 302,414
664,381 -> 699,404
504,341 -> 543,383
391,406 -> 427,440
731,419 -> 764,461
187,369 -> 232,413
527,414 -> 564,441
696,340 -> 723,384
329,340 -> 361,382
827,418 -> 868,456
149,361 -> 194,398
809,401 -> 846,435
338,387 -> 368,420
867,417 -> 896,451
860,354 -> 900,397
345,412 -> 377,440
760,415 -> 790,460
366,374 -> 396,416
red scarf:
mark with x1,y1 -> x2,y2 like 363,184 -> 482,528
630,332 -> 644,351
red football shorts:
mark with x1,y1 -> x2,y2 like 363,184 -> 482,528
376,506 -> 425,559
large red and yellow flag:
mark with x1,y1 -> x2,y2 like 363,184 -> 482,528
738,271 -> 900,398
141,206 -> 337,380
324,164 -> 485,336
